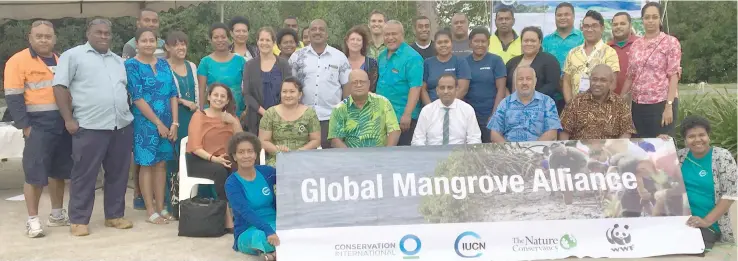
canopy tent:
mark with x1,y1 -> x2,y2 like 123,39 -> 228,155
0,1 -> 220,21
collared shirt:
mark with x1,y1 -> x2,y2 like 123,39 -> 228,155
376,42 -> 424,121
608,34 -> 640,95
487,91 -> 562,142
560,92 -> 636,140
121,37 -> 166,59
411,99 -> 481,146
563,40 -> 620,95
488,30 -> 521,64
53,42 -> 133,130
627,32 -> 682,104
542,29 -> 584,72
368,42 -> 387,60
3,47 -> 62,131
328,93 -> 400,148
289,44 -> 351,121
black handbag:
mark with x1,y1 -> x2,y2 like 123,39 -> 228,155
178,197 -> 227,237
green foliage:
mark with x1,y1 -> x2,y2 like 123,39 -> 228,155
675,89 -> 738,158
666,1 -> 737,83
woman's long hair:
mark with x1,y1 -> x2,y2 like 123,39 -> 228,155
206,83 -> 236,115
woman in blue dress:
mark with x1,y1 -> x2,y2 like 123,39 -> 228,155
225,132 -> 279,260
126,28 -> 179,225
198,22 -> 247,118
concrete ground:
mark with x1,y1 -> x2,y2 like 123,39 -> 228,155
0,159 -> 736,261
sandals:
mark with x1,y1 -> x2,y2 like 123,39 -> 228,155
160,210 -> 176,221
146,213 -> 169,225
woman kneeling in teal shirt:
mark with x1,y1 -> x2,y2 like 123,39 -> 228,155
661,115 -> 737,248
225,132 -> 279,260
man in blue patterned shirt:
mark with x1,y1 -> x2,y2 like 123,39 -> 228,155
487,66 -> 562,142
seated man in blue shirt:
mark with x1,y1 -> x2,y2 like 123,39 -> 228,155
487,66 -> 562,142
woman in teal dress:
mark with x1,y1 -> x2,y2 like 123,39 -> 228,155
164,31 -> 200,214
198,23 -> 247,118
125,28 -> 179,224
225,132 -> 279,260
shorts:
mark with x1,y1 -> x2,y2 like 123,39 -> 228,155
22,127 -> 73,186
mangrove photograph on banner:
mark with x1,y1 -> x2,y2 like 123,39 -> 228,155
275,138 -> 688,230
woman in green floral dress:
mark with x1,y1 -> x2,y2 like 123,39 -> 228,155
258,77 -> 321,166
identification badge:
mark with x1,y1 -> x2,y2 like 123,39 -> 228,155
579,75 -> 590,93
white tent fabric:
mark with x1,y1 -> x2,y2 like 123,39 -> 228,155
0,1 -> 209,20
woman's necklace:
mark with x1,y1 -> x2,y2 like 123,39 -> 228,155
685,152 -> 710,177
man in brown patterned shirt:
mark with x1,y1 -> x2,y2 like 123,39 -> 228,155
559,64 -> 636,140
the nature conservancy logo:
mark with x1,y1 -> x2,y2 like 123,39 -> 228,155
454,231 -> 485,258
399,234 -> 422,259
606,224 -> 634,252
512,234 -> 577,252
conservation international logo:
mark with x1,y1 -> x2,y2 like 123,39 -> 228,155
605,224 -> 634,252
399,234 -> 422,259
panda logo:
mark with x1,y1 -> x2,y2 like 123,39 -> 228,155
606,224 -> 631,245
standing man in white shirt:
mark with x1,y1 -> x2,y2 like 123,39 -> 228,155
412,74 -> 481,146
290,19 -> 352,149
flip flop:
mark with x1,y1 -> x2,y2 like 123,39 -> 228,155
146,213 -> 168,225
259,252 -> 276,261
160,210 -> 176,221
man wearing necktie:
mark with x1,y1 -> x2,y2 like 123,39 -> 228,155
411,73 -> 481,146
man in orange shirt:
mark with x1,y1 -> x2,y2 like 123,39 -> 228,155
4,20 -> 72,238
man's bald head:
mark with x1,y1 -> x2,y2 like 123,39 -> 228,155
309,19 -> 328,46
349,69 -> 370,98
589,64 -> 614,98
591,64 -> 614,78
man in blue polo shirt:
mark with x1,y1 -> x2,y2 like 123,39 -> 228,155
376,20 -> 424,146
542,2 -> 584,72
121,8 -> 166,59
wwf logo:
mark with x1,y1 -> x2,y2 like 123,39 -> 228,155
606,224 -> 634,252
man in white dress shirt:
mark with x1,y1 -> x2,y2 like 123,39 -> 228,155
412,74 -> 482,146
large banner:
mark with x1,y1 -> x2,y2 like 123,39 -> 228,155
492,0 -> 651,42
275,139 -> 705,261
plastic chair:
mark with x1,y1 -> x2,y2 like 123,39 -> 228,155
178,136 -> 214,203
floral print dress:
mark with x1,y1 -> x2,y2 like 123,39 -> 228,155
258,106 -> 320,166
125,58 -> 178,166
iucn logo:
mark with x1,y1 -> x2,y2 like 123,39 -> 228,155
606,224 -> 634,252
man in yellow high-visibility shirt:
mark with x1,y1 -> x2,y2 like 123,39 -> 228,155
488,7 -> 521,64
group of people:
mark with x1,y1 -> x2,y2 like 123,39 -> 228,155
3,1 -> 735,260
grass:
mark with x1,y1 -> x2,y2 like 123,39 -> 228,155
675,87 -> 737,158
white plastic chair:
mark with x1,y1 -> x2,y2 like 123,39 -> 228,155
259,149 -> 265,165
178,136 -> 214,203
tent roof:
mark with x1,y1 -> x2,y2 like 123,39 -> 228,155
0,1 -> 208,20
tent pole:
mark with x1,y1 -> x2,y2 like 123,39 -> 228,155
220,2 -> 224,23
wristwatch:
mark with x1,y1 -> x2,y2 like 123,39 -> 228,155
172,122 -> 180,126
666,100 -> 673,106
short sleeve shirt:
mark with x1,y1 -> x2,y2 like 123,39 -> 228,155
559,92 -> 636,140
487,91 -> 562,142
376,42 -> 424,121
542,29 -> 584,72
423,55 -> 471,101
289,45 -> 351,121
627,32 -> 682,104
465,53 -> 507,125
328,93 -> 400,148
564,40 -> 620,95
53,42 -> 133,130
